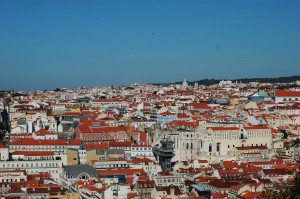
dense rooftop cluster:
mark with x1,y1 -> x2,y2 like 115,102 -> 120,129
1,79 -> 300,198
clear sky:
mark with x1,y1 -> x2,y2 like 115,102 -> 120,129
0,0 -> 299,91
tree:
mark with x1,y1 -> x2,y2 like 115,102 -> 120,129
54,115 -> 61,132
260,170 -> 300,199
289,170 -> 300,199
292,138 -> 300,147
0,122 -> 5,131
45,125 -> 50,131
281,129 -> 288,139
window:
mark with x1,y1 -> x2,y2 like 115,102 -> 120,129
186,143 -> 189,149
217,143 -> 220,152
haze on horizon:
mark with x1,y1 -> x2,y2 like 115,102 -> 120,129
0,0 -> 299,91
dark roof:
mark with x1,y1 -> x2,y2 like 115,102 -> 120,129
263,169 -> 289,175
185,179 -> 196,186
67,148 -> 78,151
76,115 -> 93,120
208,179 -> 239,189
258,178 -> 272,184
107,149 -> 125,155
79,144 -> 86,150
17,118 -> 26,125
210,163 -> 222,170
159,185 -> 183,195
64,165 -> 97,177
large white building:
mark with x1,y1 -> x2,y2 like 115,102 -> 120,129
0,160 -> 63,183
0,143 -> 9,161
156,121 -> 272,161
91,99 -> 128,109
274,90 -> 300,103
9,138 -> 81,153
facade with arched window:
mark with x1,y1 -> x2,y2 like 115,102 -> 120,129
156,122 -> 272,161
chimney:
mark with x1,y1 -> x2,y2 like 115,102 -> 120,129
251,185 -> 255,192
170,185 -> 175,196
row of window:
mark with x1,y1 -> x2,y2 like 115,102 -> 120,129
12,145 -> 77,149
184,143 -> 193,150
1,162 -> 60,168
132,147 -> 151,151
1,178 -> 25,183
132,153 -> 151,157
157,178 -> 180,184
283,97 -> 299,101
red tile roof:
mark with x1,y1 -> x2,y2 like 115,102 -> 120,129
110,141 -> 131,147
85,143 -> 108,150
11,151 -> 55,156
79,126 -> 127,133
127,192 -> 138,198
10,138 -> 80,146
223,161 -> 239,169
209,127 -> 239,131
166,120 -> 199,128
244,124 -> 270,130
187,102 -> 210,109
275,90 -> 300,97
236,146 -> 268,150
97,168 -> 147,176
238,191 -> 262,199
159,111 -> 176,116
92,99 -> 125,103
0,142 -> 6,148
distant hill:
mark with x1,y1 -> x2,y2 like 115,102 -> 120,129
151,75 -> 300,86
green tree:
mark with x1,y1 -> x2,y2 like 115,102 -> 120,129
292,138 -> 300,147
289,170 -> 300,199
45,125 -> 50,131
0,122 -> 5,131
54,115 -> 61,132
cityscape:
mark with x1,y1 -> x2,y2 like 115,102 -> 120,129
1,0 -> 300,198
1,78 -> 300,198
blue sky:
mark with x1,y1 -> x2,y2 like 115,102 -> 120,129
0,0 -> 299,90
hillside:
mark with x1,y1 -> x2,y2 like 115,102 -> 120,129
151,75 -> 300,86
